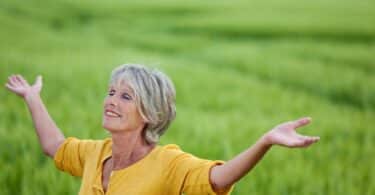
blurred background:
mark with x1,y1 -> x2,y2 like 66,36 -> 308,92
0,0 -> 374,194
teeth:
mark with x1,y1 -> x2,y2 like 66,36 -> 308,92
106,111 -> 119,117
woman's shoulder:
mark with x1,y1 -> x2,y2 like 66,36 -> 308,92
61,137 -> 112,152
154,144 -> 197,163
160,144 -> 181,150
157,144 -> 184,155
152,144 -> 214,174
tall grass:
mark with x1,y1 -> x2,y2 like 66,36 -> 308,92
1,0 -> 374,194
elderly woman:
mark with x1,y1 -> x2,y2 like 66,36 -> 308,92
6,64 -> 319,195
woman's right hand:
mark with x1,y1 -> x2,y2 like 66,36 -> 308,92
5,75 -> 42,99
6,74 -> 65,157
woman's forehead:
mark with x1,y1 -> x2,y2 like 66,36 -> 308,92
109,80 -> 134,93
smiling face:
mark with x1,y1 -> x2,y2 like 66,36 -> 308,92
102,81 -> 146,133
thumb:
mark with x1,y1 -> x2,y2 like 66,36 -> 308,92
34,75 -> 42,86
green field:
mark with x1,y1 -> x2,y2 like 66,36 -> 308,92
1,0 -> 374,194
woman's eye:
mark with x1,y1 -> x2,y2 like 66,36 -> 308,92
122,93 -> 132,100
108,90 -> 115,96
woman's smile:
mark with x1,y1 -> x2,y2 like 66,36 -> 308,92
104,109 -> 122,118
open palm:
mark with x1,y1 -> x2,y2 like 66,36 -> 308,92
265,117 -> 320,148
5,75 -> 42,98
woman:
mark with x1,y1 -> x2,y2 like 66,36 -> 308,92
6,64 -> 320,195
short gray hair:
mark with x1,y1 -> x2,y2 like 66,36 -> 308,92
110,64 -> 176,144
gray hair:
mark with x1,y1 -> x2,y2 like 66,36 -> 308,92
110,64 -> 176,144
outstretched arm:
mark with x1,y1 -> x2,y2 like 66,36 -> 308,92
210,117 -> 320,191
5,75 -> 65,158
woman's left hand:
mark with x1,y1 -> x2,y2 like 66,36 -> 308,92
210,117 -> 320,191
263,117 -> 320,148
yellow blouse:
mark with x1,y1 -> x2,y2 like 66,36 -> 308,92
54,137 -> 233,195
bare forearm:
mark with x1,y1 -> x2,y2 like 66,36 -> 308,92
210,136 -> 271,190
210,117 -> 320,191
25,93 -> 65,157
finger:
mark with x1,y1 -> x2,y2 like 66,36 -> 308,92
298,134 -> 320,142
292,117 -> 311,129
35,75 -> 42,86
5,83 -> 20,94
7,75 -> 16,86
299,136 -> 320,147
12,75 -> 23,86
305,135 -> 320,141
16,74 -> 28,85
308,135 -> 320,141
288,140 -> 309,148
9,75 -> 21,86
15,75 -> 26,85
5,83 -> 15,91
288,139 -> 311,148
303,138 -> 319,147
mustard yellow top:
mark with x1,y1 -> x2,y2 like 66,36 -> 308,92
54,137 -> 233,195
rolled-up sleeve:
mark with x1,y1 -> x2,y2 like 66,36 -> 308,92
182,159 -> 234,195
53,137 -> 97,177
166,147 -> 234,195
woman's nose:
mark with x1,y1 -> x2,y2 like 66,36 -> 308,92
105,95 -> 118,106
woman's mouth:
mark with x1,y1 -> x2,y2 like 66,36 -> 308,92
104,109 -> 121,117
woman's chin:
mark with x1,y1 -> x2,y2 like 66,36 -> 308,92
102,123 -> 117,132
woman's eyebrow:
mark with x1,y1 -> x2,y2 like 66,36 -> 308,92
121,89 -> 134,97
108,85 -> 134,96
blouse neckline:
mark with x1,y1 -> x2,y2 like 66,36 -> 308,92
92,140 -> 161,193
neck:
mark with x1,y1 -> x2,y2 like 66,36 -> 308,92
110,129 -> 155,170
